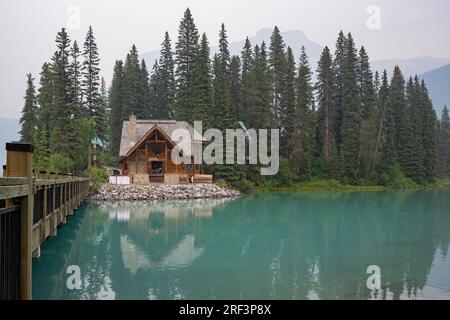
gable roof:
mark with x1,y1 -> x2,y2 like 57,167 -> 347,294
119,120 -> 204,158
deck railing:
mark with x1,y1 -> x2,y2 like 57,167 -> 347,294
0,142 -> 90,300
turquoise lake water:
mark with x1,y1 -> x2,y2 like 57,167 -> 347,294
32,190 -> 450,300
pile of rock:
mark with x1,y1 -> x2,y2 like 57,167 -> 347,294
88,183 -> 241,201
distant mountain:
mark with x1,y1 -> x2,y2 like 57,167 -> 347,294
420,64 -> 450,118
371,56 -> 450,79
0,118 -> 20,175
141,28 -> 323,69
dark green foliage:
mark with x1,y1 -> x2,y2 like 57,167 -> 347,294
316,47 -> 336,165
19,74 -> 38,144
340,33 -> 361,182
438,106 -> 450,177
288,47 -> 314,180
108,60 -> 125,156
191,33 -> 213,127
269,26 -> 286,127
158,32 -> 175,119
246,43 -> 273,129
239,37 -> 253,124
82,26 -> 106,140
175,8 -> 199,122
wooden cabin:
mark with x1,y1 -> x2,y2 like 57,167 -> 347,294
119,115 -> 211,184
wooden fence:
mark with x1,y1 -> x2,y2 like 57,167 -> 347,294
0,142 -> 90,300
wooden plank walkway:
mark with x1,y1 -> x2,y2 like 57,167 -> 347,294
0,142 -> 90,300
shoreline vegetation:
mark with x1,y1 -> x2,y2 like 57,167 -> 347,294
244,178 -> 450,193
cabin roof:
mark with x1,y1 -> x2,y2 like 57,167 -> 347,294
119,119 -> 204,158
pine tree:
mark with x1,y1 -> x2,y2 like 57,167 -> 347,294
281,47 -> 296,157
192,33 -> 213,128
19,73 -> 38,145
229,55 -> 241,122
175,8 -> 200,122
420,80 -> 437,182
239,37 -> 253,124
158,32 -> 175,119
438,106 -> 450,177
316,46 -> 336,164
108,60 -> 125,156
123,45 -> 143,118
98,77 -> 109,141
149,60 -> 161,118
139,59 -> 151,119
82,26 -> 104,138
269,26 -> 286,127
333,31 -> 347,148
357,46 -> 377,176
374,70 -> 396,176
340,33 -> 361,182
69,41 -> 83,117
247,43 -> 272,129
391,66 -> 414,178
218,23 -> 231,74
36,62 -> 54,164
51,28 -> 73,157
289,47 -> 314,180
212,54 -> 233,130
405,76 -> 425,182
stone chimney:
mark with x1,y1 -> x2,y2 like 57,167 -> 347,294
129,114 -> 137,144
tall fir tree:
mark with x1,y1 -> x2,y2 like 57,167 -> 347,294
82,26 -> 105,139
108,60 -> 125,156
212,54 -> 233,130
340,33 -> 361,182
374,70 -> 397,176
420,80 -> 437,182
218,23 -> 231,75
51,28 -> 74,157
19,73 -> 38,145
289,47 -> 315,179
247,43 -> 273,129
35,62 -> 54,167
316,46 -> 337,167
357,46 -> 377,175
139,59 -> 151,119
333,31 -> 347,148
149,60 -> 161,118
174,8 -> 200,122
269,26 -> 286,128
123,45 -> 144,118
158,32 -> 175,119
437,106 -> 450,177
192,33 -> 213,128
239,37 -> 253,124
390,66 -> 413,178
280,47 -> 296,157
229,55 -> 241,121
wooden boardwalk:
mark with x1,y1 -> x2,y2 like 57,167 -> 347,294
0,142 -> 90,300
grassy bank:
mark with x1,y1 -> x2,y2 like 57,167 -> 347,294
241,178 -> 450,193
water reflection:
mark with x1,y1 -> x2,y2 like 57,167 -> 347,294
32,190 -> 450,300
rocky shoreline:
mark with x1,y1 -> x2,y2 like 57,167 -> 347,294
87,183 -> 241,201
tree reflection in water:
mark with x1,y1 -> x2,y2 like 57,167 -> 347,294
32,190 -> 450,300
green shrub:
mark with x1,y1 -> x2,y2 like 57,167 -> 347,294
86,166 -> 108,193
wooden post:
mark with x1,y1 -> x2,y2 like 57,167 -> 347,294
5,142 -> 34,300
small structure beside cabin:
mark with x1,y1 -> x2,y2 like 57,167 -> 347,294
119,115 -> 212,185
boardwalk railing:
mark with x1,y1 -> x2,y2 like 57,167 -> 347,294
0,142 -> 89,300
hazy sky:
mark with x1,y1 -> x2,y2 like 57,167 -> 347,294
1,0 -> 450,119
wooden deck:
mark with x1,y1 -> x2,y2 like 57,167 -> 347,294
0,142 -> 90,300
